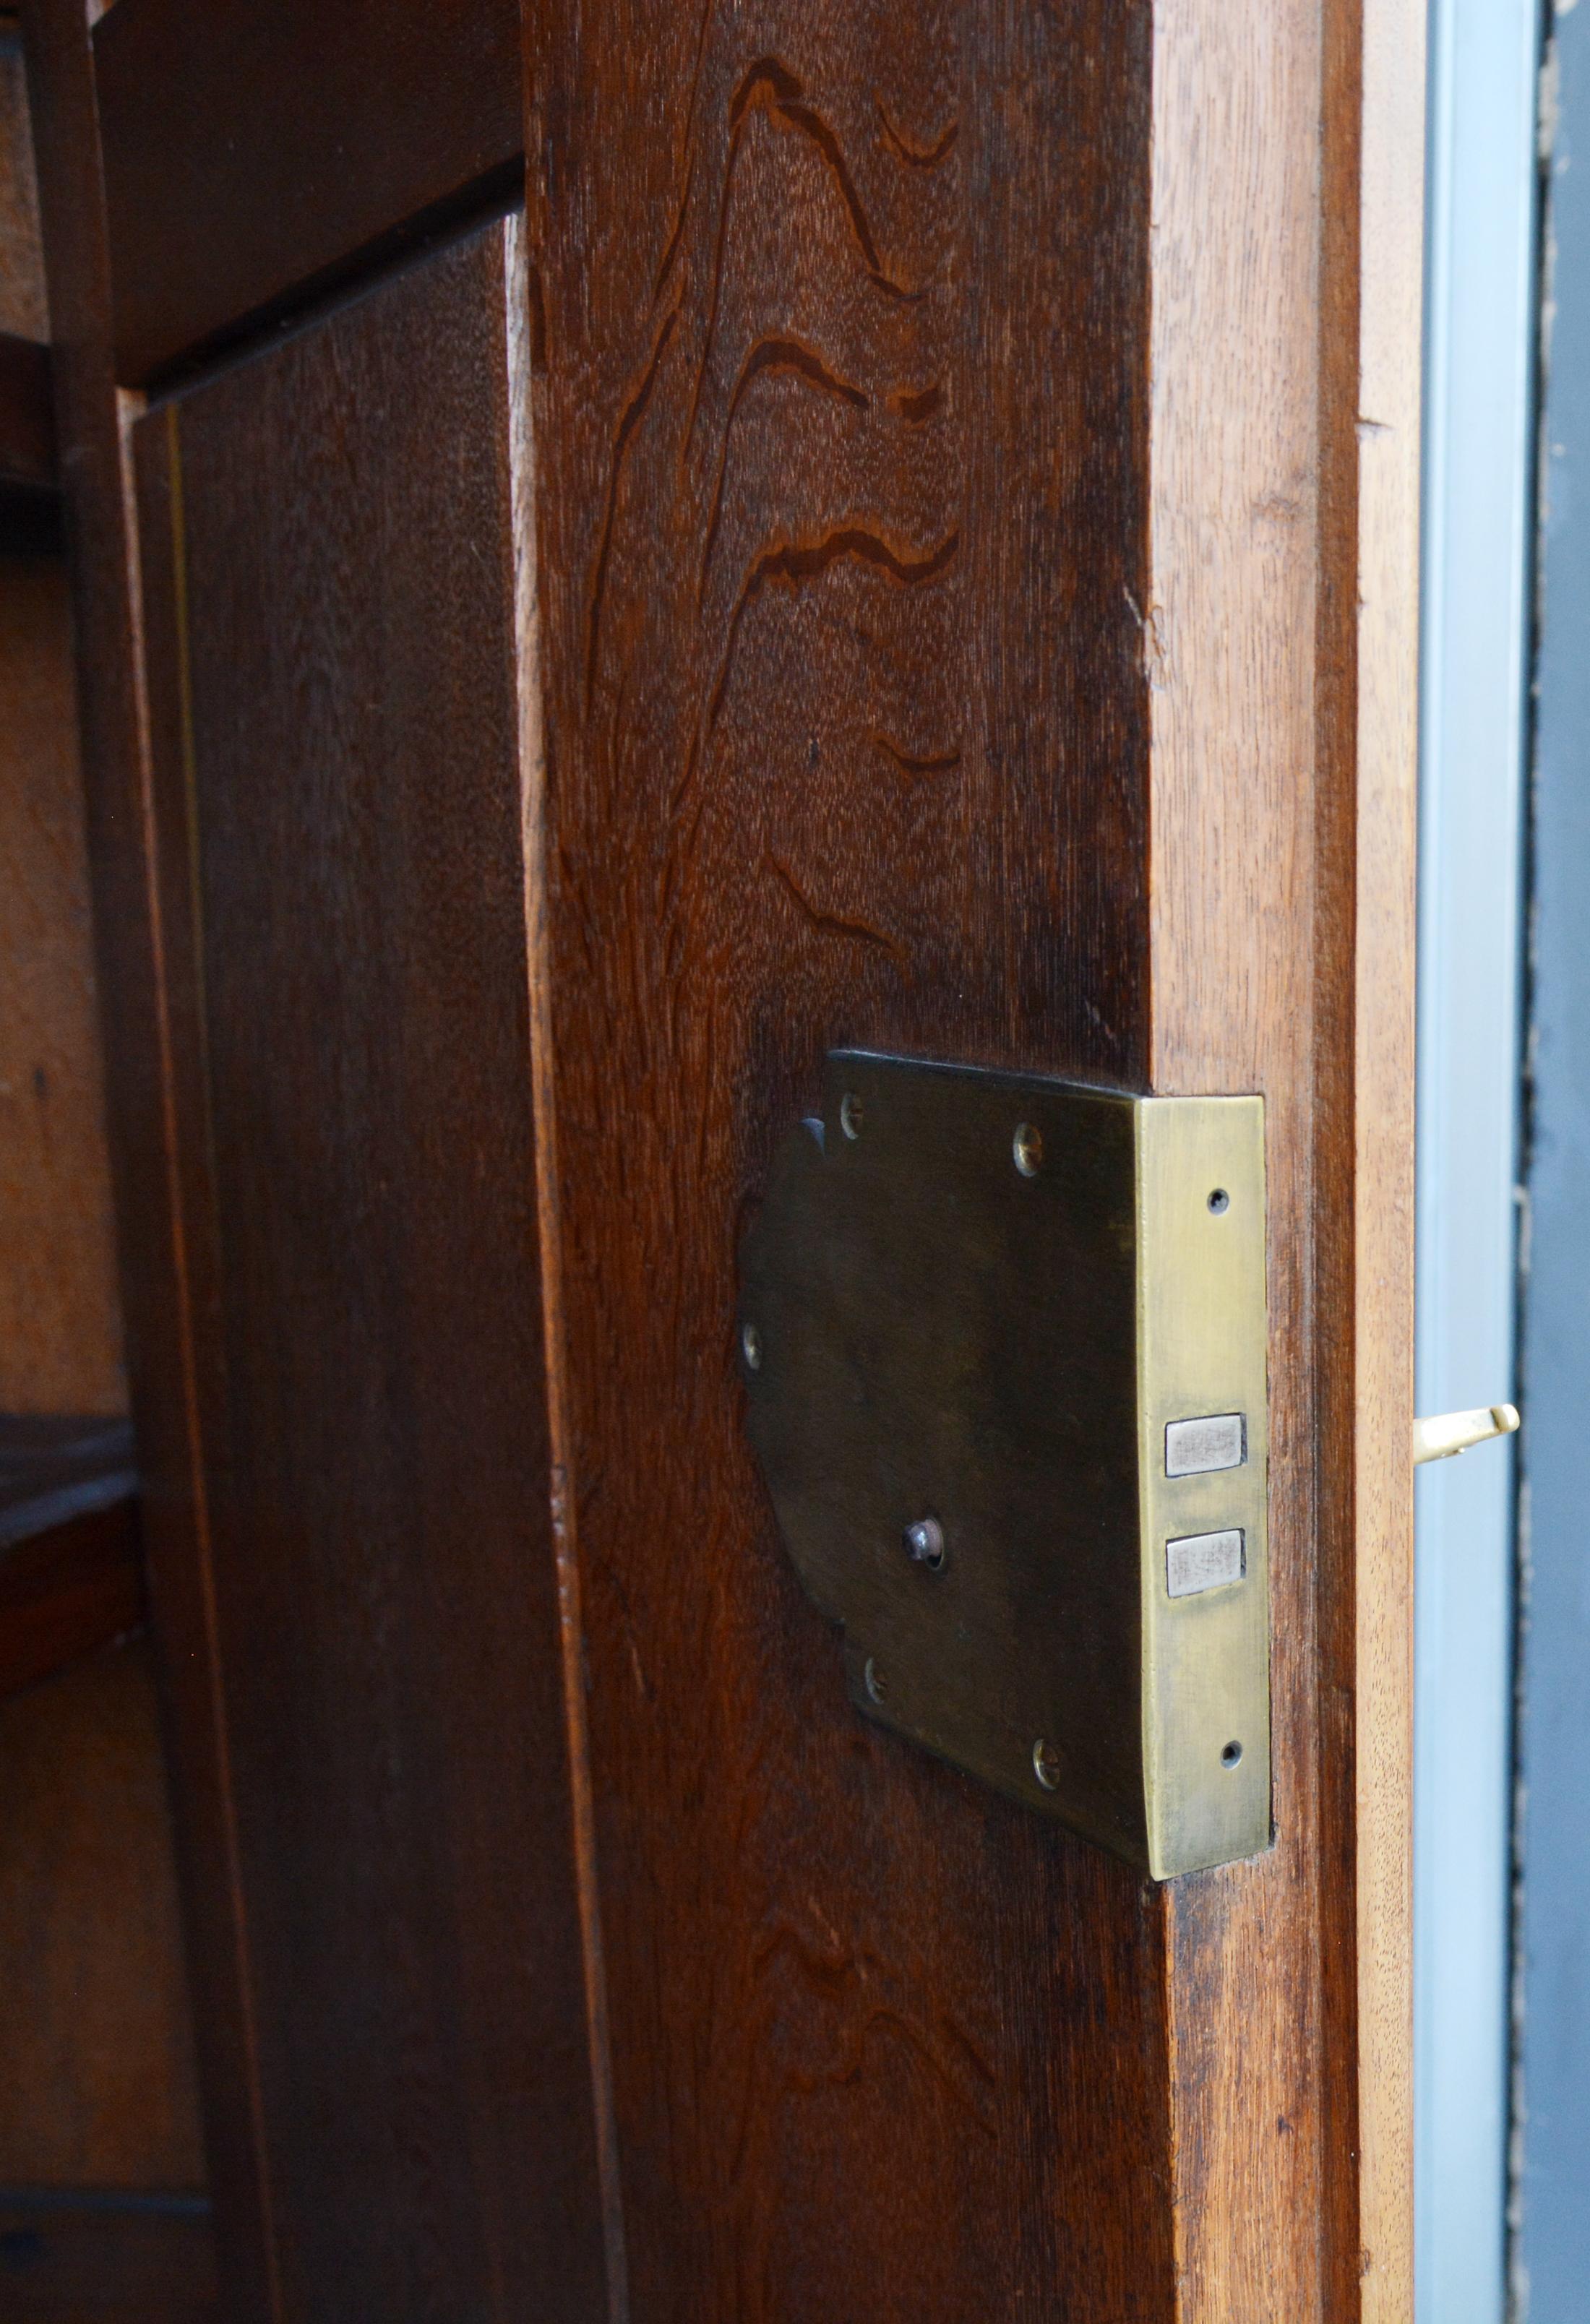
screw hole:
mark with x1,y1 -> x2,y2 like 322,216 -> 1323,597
864,1656 -> 888,1705
1208,1187 -> 1230,1215
1033,1737 -> 1062,1791
1221,1739 -> 1243,1769
1013,1122 -> 1044,1178
841,1092 -> 864,1140
740,1322 -> 762,1372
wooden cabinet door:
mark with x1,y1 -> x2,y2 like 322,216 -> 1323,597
130,218 -> 605,2320
23,0 -> 1423,2317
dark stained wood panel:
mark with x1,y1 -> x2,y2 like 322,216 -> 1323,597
129,219 -> 606,2320
524,4 -> 1169,2317
93,0 -> 522,385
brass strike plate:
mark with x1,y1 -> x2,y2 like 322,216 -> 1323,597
738,1052 -> 1271,1880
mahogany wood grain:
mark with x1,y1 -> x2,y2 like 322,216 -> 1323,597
524,6 -> 1179,2319
93,0 -> 522,385
0,1640 -> 207,2191
129,218 -> 606,2322
525,1 -> 1422,2317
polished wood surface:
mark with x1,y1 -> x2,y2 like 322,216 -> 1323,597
525,1 -> 1421,2315
93,0 -> 522,384
0,1640 -> 207,2190
129,217 -> 605,2321
0,551 -> 124,1411
523,7 -> 1180,2317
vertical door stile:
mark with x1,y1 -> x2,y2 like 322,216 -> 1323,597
1350,0 -> 1425,2311
504,209 -> 632,2323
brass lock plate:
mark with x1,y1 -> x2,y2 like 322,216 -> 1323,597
738,1052 -> 1270,1880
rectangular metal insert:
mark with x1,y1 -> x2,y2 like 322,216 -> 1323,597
738,1051 -> 1271,1880
1166,1528 -> 1247,1598
1164,1412 -> 1246,1476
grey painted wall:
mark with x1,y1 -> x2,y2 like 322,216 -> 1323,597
1518,6 -> 1590,2314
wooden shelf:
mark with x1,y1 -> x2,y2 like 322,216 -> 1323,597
0,1419 -> 142,1700
0,335 -> 59,550
0,335 -> 55,491
0,2189 -> 216,2323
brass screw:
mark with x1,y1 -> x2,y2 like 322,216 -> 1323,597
903,1516 -> 946,1570
1033,1738 -> 1062,1791
841,1092 -> 864,1140
1013,1122 -> 1044,1178
864,1657 -> 888,1705
741,1321 -> 762,1372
